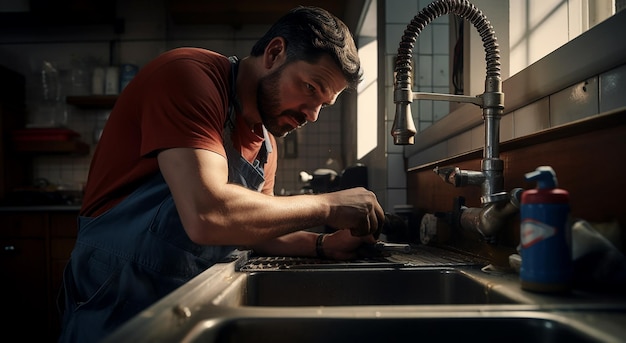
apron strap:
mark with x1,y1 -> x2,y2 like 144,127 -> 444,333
225,55 -> 271,167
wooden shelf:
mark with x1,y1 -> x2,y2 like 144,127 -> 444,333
66,95 -> 117,109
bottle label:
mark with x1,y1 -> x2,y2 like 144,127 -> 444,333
521,219 -> 555,248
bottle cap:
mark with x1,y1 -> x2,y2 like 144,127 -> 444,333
525,166 -> 557,189
522,166 -> 569,204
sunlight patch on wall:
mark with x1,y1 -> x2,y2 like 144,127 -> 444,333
357,38 -> 378,159
509,0 -> 615,76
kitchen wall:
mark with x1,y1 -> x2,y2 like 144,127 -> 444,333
402,5 -> 626,260
404,0 -> 623,168
353,0 -> 451,213
0,0 -> 347,197
375,0 -> 622,214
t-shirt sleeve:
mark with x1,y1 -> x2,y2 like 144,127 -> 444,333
137,58 -> 229,158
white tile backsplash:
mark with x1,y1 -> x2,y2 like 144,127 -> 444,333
447,130 -> 472,157
512,96 -> 550,137
418,25 -> 433,54
387,153 -> 407,188
470,124 -> 485,151
407,62 -> 626,168
417,55 -> 433,86
418,99 -> 434,121
386,0 -> 419,24
549,77 -> 599,127
600,63 -> 626,113
433,97 -> 450,122
385,24 -> 407,54
384,0 -> 450,210
433,55 -> 449,87
433,24 -> 450,55
407,141 -> 447,168
499,112 -> 514,143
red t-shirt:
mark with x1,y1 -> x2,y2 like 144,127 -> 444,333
80,48 -> 277,217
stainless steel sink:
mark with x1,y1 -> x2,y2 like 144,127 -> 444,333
213,267 -> 520,307
187,314 -> 609,343
101,252 -> 626,343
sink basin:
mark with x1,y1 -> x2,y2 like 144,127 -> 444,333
102,257 -> 626,343
187,315 -> 606,343
214,267 -> 519,307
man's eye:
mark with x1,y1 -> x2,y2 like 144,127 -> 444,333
305,83 -> 315,92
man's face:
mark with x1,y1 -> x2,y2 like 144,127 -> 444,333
256,64 -> 305,137
256,54 -> 347,137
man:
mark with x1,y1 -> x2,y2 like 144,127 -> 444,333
58,6 -> 384,342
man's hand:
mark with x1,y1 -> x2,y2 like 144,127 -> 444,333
321,229 -> 377,260
320,187 -> 385,237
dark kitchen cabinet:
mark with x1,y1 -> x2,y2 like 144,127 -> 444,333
66,95 -> 117,109
0,209 -> 78,342
1,66 -> 90,206
0,65 -> 30,201
0,1 -> 117,29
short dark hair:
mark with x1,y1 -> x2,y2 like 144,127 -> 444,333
250,6 -> 362,90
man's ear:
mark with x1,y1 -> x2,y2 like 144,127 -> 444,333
263,37 -> 287,69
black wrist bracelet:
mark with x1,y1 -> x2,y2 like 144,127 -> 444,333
315,233 -> 326,259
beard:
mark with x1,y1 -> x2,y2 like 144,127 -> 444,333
257,66 -> 308,137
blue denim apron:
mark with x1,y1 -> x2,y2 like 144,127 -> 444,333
58,56 -> 270,342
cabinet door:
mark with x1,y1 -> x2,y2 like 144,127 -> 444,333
1,212 -> 48,340
49,211 -> 78,341
49,213 -> 77,294
1,212 -> 46,237
0,237 -> 47,340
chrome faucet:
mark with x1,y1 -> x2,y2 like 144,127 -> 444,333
392,0 -> 520,242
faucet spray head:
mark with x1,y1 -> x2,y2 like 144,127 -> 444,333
392,88 -> 417,145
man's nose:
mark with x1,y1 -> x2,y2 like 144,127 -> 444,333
303,103 -> 322,123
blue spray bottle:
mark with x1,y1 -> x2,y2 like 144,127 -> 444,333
520,166 -> 572,293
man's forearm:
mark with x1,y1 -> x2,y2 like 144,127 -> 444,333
247,230 -> 319,257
